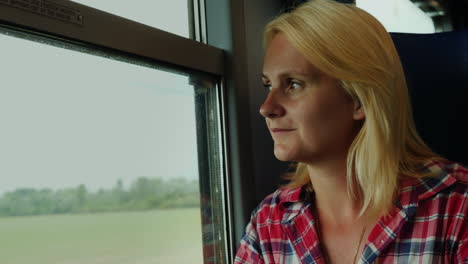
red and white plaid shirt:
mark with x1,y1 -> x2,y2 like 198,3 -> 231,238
234,160 -> 468,263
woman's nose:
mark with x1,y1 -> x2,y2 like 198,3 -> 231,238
259,92 -> 285,118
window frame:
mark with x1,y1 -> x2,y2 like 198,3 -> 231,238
0,0 -> 233,263
203,0 -> 285,256
0,0 -> 223,76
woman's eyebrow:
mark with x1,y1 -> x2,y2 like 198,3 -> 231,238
263,68 -> 313,79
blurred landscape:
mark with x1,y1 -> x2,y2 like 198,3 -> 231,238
0,208 -> 204,264
0,177 -> 200,217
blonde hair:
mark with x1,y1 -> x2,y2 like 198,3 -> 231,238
264,0 -> 443,217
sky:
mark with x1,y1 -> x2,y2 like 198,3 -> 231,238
0,0 -> 200,195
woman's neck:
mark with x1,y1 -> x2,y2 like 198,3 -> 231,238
306,160 -> 363,224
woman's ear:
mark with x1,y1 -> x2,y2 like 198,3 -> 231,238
353,100 -> 365,120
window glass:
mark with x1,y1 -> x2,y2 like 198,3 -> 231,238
71,0 -> 191,38
356,0 -> 435,33
0,28 -> 226,264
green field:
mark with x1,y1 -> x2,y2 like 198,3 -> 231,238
0,208 -> 203,264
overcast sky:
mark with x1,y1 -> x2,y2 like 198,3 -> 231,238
0,0 -> 198,195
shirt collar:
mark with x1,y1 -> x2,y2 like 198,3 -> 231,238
278,186 -> 312,224
279,186 -> 303,206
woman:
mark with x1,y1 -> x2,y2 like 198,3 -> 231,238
234,0 -> 467,263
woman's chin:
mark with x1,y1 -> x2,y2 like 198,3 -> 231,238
273,148 -> 295,162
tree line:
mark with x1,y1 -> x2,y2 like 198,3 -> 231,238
0,177 -> 200,217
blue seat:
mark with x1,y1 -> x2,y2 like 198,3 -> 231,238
391,31 -> 468,166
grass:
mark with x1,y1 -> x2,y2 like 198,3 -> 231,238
0,208 -> 203,264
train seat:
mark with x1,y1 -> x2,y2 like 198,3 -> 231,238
391,30 -> 468,166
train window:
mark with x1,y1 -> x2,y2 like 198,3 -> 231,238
356,0 -> 436,33
71,0 -> 191,38
0,1 -> 228,263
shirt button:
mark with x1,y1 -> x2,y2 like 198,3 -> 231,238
380,240 -> 384,244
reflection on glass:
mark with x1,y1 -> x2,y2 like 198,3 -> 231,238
71,0 -> 190,38
0,32 -> 203,264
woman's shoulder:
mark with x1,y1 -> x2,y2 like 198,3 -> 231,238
442,160 -> 468,183
422,159 -> 468,189
399,159 -> 468,209
400,159 -> 467,191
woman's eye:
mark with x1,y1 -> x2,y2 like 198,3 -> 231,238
263,83 -> 272,90
287,80 -> 303,93
291,82 -> 301,89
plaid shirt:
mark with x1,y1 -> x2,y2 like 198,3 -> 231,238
235,160 -> 468,263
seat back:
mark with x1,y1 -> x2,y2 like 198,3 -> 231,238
391,31 -> 468,166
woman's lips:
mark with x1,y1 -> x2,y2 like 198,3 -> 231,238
271,128 -> 296,132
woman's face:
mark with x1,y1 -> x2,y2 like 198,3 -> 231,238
261,33 -> 364,163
